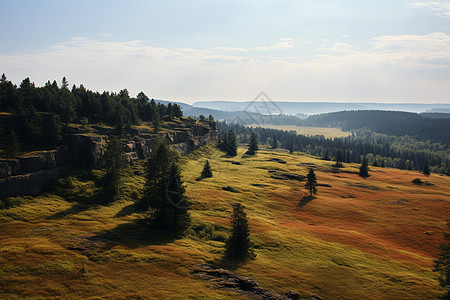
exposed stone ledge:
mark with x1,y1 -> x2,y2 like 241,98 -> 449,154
0,122 -> 217,199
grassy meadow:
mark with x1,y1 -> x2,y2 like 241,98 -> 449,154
0,143 -> 449,299
247,124 -> 351,138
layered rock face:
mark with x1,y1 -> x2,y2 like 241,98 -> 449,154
0,149 -> 69,199
0,122 -> 217,199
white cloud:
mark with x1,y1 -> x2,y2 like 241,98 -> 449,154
0,34 -> 449,103
315,32 -> 450,69
319,42 -> 354,53
255,38 -> 295,51
212,46 -> 249,52
408,2 -> 450,17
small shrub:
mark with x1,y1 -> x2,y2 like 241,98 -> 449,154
412,178 -> 423,185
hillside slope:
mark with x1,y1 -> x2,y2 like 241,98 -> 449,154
0,144 -> 449,299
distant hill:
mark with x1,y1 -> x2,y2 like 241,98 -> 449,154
192,101 -> 450,115
420,113 -> 450,119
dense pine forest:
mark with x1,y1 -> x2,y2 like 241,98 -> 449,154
217,121 -> 450,175
303,110 -> 450,146
0,74 -> 182,153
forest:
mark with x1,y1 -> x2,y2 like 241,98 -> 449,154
303,110 -> 450,146
217,121 -> 450,175
0,74 -> 182,153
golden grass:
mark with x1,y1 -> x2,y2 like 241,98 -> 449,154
247,124 -> 351,138
0,143 -> 448,299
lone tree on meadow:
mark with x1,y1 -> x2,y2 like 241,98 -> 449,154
333,149 -> 343,167
139,140 -> 190,235
359,155 -> 369,178
225,203 -> 256,261
305,167 -> 318,197
201,160 -> 213,178
433,220 -> 450,299
101,137 -> 125,200
246,132 -> 259,155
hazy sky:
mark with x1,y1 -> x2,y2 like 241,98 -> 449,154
1,0 -> 450,104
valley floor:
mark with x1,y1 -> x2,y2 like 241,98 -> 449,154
0,144 -> 449,299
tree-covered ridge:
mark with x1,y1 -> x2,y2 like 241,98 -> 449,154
0,74 -> 183,152
303,110 -> 450,146
218,122 -> 450,175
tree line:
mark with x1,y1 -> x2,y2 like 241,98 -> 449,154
0,74 -> 183,154
303,110 -> 450,146
217,121 -> 450,175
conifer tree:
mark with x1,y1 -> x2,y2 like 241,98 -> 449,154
359,155 -> 369,177
433,220 -> 449,300
288,143 -> 294,154
166,162 -> 190,235
61,76 -> 69,89
227,130 -> 238,156
5,129 -> 20,157
271,136 -> 278,149
140,140 -> 189,235
246,132 -> 258,155
305,167 -> 318,197
218,130 -> 237,156
44,113 -> 62,147
101,137 -> 124,200
225,203 -> 255,260
201,160 -> 213,178
334,149 -> 343,167
153,112 -> 161,133
322,148 -> 330,160
423,160 -> 431,175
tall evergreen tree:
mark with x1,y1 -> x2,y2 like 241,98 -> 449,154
433,220 -> 450,300
322,148 -> 330,161
225,203 -> 255,260
101,137 -> 124,200
227,130 -> 238,156
201,160 -> 213,178
423,160 -> 431,175
153,112 -> 161,133
218,130 -> 237,156
166,162 -> 190,235
271,136 -> 278,149
334,149 -> 343,167
246,132 -> 259,155
305,167 -> 318,197
5,129 -> 20,157
359,155 -> 369,178
139,140 -> 189,235
44,113 -> 62,147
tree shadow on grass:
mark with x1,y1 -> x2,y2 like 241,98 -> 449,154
298,195 -> 316,208
94,219 -> 177,250
46,203 -> 96,220
213,256 -> 249,271
114,202 -> 138,217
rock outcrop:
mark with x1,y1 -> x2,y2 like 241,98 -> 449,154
0,121 -> 217,199
194,264 -> 289,300
0,149 -> 70,199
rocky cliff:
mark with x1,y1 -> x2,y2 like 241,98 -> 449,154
0,120 -> 217,199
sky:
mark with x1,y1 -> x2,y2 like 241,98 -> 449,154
1,0 -> 450,104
